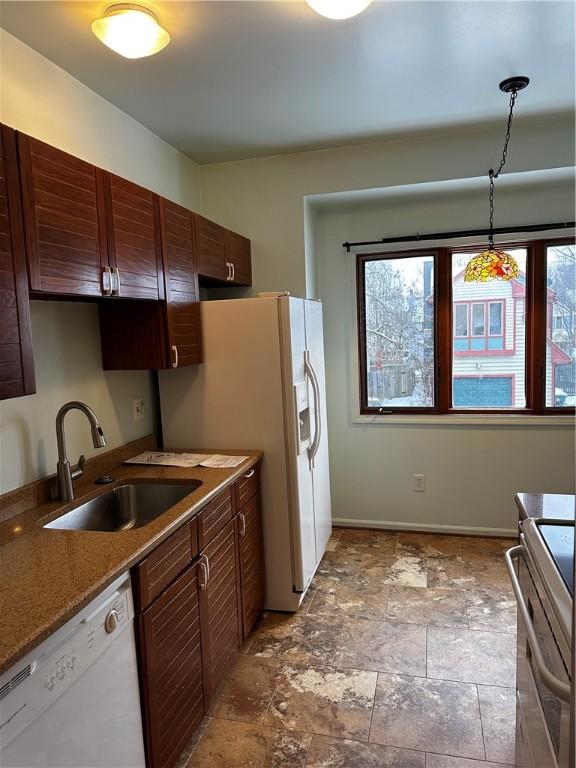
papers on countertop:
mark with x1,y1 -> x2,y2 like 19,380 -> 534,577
124,451 -> 250,469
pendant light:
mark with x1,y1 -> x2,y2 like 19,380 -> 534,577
464,76 -> 529,282
92,4 -> 170,59
305,0 -> 374,20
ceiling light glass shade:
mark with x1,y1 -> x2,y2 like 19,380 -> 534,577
464,249 -> 520,282
92,5 -> 170,59
305,0 -> 374,20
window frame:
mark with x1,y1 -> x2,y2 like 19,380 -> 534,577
356,237 -> 575,416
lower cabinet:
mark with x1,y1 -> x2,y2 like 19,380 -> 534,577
138,563 -> 204,768
237,493 -> 265,639
133,465 -> 264,768
198,518 -> 241,699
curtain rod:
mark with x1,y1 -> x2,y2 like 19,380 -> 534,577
342,221 -> 575,252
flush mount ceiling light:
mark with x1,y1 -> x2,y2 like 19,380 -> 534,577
91,4 -> 170,59
464,76 -> 530,282
305,0 -> 373,20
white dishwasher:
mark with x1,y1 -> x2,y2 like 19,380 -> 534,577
0,572 -> 146,768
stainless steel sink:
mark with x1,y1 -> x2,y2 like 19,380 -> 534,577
43,482 -> 202,532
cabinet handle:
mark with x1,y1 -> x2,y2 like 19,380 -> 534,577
199,556 -> 209,590
244,469 -> 255,479
171,345 -> 179,368
226,262 -> 231,281
231,262 -> 235,282
239,513 -> 246,537
111,267 -> 121,296
102,266 -> 112,296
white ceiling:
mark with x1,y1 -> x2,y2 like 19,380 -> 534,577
0,1 -> 574,164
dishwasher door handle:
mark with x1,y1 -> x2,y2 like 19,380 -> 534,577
504,544 -> 571,703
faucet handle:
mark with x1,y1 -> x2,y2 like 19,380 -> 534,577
71,454 -> 86,481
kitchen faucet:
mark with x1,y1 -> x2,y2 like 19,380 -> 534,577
56,401 -> 106,501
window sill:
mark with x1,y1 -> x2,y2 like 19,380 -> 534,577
354,413 -> 576,426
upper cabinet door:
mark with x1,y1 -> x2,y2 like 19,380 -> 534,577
195,215 -> 227,282
160,198 -> 202,367
17,133 -> 108,297
225,229 -> 252,286
0,126 -> 35,400
105,173 -> 164,300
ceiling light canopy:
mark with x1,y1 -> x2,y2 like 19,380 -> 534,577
92,4 -> 170,59
305,0 -> 373,20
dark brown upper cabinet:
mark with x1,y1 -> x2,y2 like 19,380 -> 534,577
0,125 -> 35,400
160,198 -> 202,367
225,229 -> 252,286
104,173 -> 164,301
196,214 -> 252,287
99,197 -> 203,370
195,215 -> 227,283
18,133 -> 108,298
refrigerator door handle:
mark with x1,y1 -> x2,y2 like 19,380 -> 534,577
304,350 -> 321,469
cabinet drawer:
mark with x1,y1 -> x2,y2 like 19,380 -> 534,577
235,465 -> 259,510
197,487 -> 233,550
134,523 -> 194,611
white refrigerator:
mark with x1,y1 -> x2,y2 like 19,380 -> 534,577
158,296 -> 332,611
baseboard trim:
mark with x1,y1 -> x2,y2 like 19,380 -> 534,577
332,517 -> 517,538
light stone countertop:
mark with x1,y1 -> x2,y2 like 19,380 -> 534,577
0,436 -> 262,676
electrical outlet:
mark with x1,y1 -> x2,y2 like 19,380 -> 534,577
132,398 -> 145,422
413,474 -> 426,492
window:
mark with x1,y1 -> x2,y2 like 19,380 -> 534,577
546,244 -> 576,408
357,239 -> 575,414
359,253 -> 434,409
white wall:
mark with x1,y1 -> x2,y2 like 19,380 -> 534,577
0,31 -> 201,493
200,120 -> 575,534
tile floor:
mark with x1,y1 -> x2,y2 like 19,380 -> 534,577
185,528 -> 517,768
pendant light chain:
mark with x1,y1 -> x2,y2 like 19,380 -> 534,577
488,89 -> 518,250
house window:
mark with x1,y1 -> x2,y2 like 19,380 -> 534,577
357,239 -> 575,414
546,244 -> 576,408
453,300 -> 505,353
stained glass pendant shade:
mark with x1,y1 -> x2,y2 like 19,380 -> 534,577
464,76 -> 529,283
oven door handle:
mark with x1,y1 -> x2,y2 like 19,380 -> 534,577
505,544 -> 571,703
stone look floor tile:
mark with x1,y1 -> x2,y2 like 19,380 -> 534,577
427,557 -> 510,591
370,673 -> 485,760
332,528 -> 398,558
334,618 -> 427,677
387,586 -> 469,627
188,718 -> 311,768
478,685 -> 516,764
208,655 -> 282,723
307,581 -> 390,621
245,612 -> 343,665
459,537 -> 514,562
425,754 -> 506,768
358,554 -> 428,588
427,627 -> 516,687
397,533 -> 461,559
264,663 -> 378,741
466,588 -> 517,633
304,735 -> 425,768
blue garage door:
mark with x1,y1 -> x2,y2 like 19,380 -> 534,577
453,376 -> 513,407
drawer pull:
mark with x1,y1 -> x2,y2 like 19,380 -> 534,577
239,513 -> 246,537
244,469 -> 255,479
171,345 -> 179,368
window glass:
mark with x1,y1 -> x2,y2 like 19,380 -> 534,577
472,304 -> 485,335
363,255 -> 435,408
454,304 -> 468,336
546,244 -> 576,408
489,303 -> 503,335
451,249 -> 527,409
